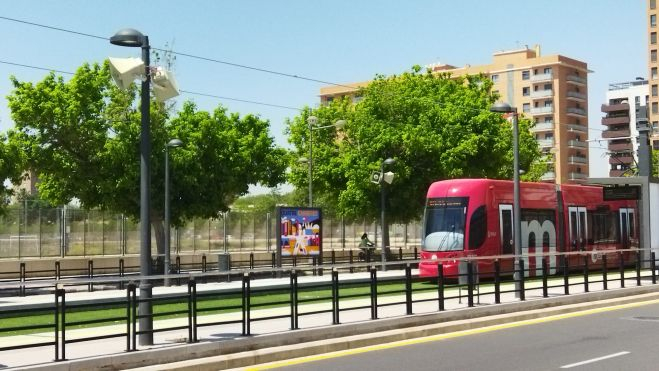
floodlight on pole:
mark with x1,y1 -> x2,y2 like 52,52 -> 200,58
490,102 -> 522,299
164,138 -> 183,287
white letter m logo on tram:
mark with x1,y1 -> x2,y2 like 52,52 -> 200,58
521,220 -> 557,276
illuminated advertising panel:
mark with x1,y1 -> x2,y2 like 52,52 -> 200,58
277,207 -> 322,257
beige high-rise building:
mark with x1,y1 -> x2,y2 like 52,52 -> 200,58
320,46 -> 590,184
648,0 -> 659,142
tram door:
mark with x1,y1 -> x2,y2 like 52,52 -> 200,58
568,207 -> 588,251
499,205 -> 514,272
619,208 -> 635,249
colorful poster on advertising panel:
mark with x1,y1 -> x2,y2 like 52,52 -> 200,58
277,207 -> 322,257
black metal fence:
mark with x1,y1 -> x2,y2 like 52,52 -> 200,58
0,249 -> 654,365
0,247 -> 421,297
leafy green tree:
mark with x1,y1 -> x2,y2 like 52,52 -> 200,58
7,61 -> 287,255
287,69 -> 542,222
0,132 -> 25,213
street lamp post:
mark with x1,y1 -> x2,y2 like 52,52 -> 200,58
164,139 -> 183,287
110,28 -> 154,345
490,102 -> 522,298
380,158 -> 395,271
304,116 -> 346,207
306,116 -> 317,207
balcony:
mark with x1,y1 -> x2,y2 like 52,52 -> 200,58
608,142 -> 633,151
567,124 -> 587,133
567,91 -> 587,102
569,172 -> 589,181
609,169 -> 626,177
568,155 -> 588,164
530,106 -> 554,115
540,171 -> 556,181
531,122 -> 554,132
609,155 -> 634,165
569,173 -> 588,181
537,138 -> 555,148
567,74 -> 587,86
530,90 -> 553,99
531,73 -> 553,82
601,116 -> 630,125
567,107 -> 587,117
602,129 -> 630,138
567,140 -> 587,148
601,102 -> 630,113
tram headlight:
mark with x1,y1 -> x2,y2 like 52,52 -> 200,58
431,254 -> 437,260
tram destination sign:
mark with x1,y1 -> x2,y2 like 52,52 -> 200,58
603,185 -> 640,201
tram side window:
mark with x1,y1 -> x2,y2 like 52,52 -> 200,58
589,211 -> 617,244
469,205 -> 487,249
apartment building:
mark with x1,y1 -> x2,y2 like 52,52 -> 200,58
320,45 -> 590,184
649,0 -> 659,145
601,79 -> 648,177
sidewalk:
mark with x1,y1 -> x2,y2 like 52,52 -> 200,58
2,269 -> 658,370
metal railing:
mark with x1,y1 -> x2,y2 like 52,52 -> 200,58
0,249 -> 654,366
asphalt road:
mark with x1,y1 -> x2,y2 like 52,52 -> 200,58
261,300 -> 659,371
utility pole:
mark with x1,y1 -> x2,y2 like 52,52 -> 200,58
636,104 -> 651,177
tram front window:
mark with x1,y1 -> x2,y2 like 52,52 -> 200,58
423,197 -> 468,252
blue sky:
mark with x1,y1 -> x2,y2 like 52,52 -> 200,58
0,1 -> 647,185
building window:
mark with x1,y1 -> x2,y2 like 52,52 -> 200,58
522,70 -> 530,80
653,0 -> 657,9
653,85 -> 658,97
543,67 -> 552,74
491,74 -> 499,83
544,100 -> 553,108
652,49 -> 658,62
522,87 -> 530,96
652,14 -> 657,27
544,83 -> 552,91
653,67 -> 658,80
653,102 -> 659,114
544,116 -> 552,123
523,103 -> 530,113
653,32 -> 658,45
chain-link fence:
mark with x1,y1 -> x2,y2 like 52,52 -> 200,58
0,206 -> 422,258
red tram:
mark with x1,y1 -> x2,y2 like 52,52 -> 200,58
418,179 -> 638,278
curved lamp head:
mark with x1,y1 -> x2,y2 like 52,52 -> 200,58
298,157 -> 309,164
383,158 -> 396,166
167,139 -> 183,148
334,119 -> 346,129
110,28 -> 146,47
307,115 -> 318,126
489,102 -> 516,114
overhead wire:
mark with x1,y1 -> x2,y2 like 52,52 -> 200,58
0,59 -> 302,111
0,15 -> 357,89
0,15 -> 630,147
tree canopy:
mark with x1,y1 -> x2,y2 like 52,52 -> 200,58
0,132 -> 25,212
287,68 -> 544,222
6,61 -> 288,245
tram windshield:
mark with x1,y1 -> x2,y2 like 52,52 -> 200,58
423,197 -> 468,252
